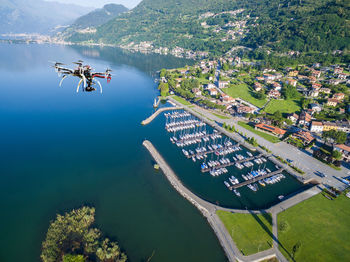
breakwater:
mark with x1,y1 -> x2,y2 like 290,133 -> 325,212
141,106 -> 183,125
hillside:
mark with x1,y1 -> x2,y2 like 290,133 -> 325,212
65,0 -> 350,57
0,0 -> 93,34
70,4 -> 128,29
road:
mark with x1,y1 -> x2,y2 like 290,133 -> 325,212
170,98 -> 350,191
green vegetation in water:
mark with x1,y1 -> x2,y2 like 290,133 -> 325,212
238,121 -> 281,143
278,193 -> 350,262
172,95 -> 192,106
216,211 -> 273,256
41,206 -> 127,262
224,83 -> 267,108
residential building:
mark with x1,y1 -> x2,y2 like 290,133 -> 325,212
272,82 -> 282,90
311,70 -> 321,78
333,93 -> 345,101
192,88 -> 202,96
236,105 -> 255,114
255,123 -> 286,138
208,88 -> 218,96
290,131 -> 315,145
323,121 -> 338,131
334,67 -> 343,74
334,144 -> 350,162
310,121 -> 323,133
309,103 -> 322,113
288,70 -> 299,77
312,83 -> 322,90
221,95 -> 235,104
319,88 -> 331,94
286,78 -> 297,87
336,121 -> 350,133
218,80 -> 229,89
327,98 -> 338,107
309,89 -> 319,98
254,82 -> 263,91
288,113 -> 299,123
267,90 -> 281,99
299,111 -> 312,126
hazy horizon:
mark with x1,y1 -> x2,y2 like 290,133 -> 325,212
44,0 -> 141,9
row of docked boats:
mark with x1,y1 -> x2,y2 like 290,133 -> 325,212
210,168 -> 228,176
224,179 -> 241,197
164,111 -> 191,119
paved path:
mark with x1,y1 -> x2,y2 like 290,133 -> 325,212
142,101 -> 334,262
169,97 -> 350,190
141,106 -> 183,125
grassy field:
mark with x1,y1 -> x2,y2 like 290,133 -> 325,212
263,99 -> 301,114
278,193 -> 350,261
238,121 -> 281,143
224,83 -> 267,108
217,211 -> 273,255
172,95 -> 191,106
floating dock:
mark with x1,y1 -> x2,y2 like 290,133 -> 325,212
229,168 -> 285,190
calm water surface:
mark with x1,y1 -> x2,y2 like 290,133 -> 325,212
0,43 -> 307,262
0,44 -> 226,262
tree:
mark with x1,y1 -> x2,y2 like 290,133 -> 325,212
63,255 -> 85,262
332,150 -> 343,160
158,82 -> 169,97
159,69 -> 167,78
301,98 -> 311,109
41,207 -> 127,262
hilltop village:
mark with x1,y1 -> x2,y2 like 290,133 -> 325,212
159,57 -> 350,169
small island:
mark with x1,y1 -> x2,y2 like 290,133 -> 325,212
41,206 -> 127,262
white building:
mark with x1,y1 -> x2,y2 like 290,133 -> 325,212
310,121 -> 323,133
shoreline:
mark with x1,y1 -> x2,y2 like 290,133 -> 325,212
143,139 -> 321,262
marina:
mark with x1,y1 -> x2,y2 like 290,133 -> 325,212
162,110 -> 301,200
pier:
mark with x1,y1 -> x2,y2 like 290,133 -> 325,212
186,144 -> 241,159
229,168 -> 285,189
201,154 -> 263,173
141,106 -> 183,125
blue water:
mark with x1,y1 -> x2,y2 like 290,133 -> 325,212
0,43 -> 226,262
0,43 -> 307,262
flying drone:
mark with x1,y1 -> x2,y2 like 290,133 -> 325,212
52,60 -> 112,93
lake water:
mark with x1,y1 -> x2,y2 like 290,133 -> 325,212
0,43 -> 307,262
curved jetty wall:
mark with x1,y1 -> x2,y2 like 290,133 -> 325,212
143,140 -> 240,262
141,107 -> 183,125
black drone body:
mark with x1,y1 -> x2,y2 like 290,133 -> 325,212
52,60 -> 112,93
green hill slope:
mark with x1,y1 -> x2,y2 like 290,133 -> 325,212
65,0 -> 350,56
71,4 -> 128,29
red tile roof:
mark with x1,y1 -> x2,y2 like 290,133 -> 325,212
255,123 -> 286,135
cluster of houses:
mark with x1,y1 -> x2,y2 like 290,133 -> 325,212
253,65 -> 350,104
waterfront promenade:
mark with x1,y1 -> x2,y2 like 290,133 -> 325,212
143,139 -> 322,262
168,97 -> 350,190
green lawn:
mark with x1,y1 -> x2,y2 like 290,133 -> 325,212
224,83 -> 267,108
217,211 -> 273,256
263,99 -> 301,114
212,112 -> 231,120
278,193 -> 350,262
238,121 -> 281,143
172,95 -> 191,106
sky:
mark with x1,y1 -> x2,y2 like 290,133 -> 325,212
45,0 -> 142,9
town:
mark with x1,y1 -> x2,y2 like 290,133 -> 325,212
158,57 -> 350,173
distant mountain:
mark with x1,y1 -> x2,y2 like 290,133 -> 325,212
65,0 -> 349,57
70,4 -> 128,29
0,0 -> 93,34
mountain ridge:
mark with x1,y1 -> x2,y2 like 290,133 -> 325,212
64,0 -> 349,57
